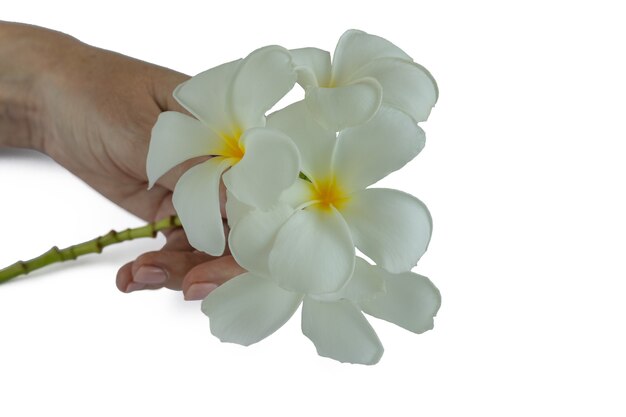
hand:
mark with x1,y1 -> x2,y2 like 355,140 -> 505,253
0,22 -> 245,299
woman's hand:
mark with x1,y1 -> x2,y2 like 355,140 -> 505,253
0,21 -> 245,299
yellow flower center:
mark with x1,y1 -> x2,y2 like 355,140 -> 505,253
219,127 -> 245,162
311,178 -> 349,211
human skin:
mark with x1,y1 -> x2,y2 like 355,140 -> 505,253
0,21 -> 245,299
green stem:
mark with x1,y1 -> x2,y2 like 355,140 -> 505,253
0,215 -> 182,285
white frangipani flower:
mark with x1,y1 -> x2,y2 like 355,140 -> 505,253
203,100 -> 441,364
291,29 -> 438,131
302,262 -> 440,364
202,236 -> 440,365
239,101 -> 433,295
146,46 -> 300,256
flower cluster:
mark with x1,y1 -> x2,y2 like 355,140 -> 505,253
147,30 -> 441,364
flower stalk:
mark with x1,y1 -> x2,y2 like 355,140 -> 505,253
0,215 -> 182,284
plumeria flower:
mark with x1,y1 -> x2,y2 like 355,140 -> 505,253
291,29 -> 438,131
201,101 -> 439,364
146,46 -> 300,256
230,101 -> 432,296
202,221 -> 441,365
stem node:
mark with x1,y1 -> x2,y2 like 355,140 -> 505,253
0,216 -> 182,284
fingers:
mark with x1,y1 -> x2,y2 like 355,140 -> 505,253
116,213 -> 240,298
118,185 -> 238,299
116,250 -> 215,293
116,252 -> 246,300
182,256 -> 246,300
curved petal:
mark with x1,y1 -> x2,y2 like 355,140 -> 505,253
224,190 -> 253,229
332,105 -> 425,192
202,272 -> 303,346
351,58 -> 438,122
269,207 -> 355,294
331,29 -> 412,84
312,257 -> 386,303
280,178 -> 317,209
173,157 -> 232,256
147,111 -> 221,188
340,188 -> 432,273
305,78 -> 382,131
340,257 -> 386,302
290,47 -> 332,87
228,204 -> 293,277
361,271 -> 441,334
267,101 -> 336,180
229,46 -> 297,129
302,298 -> 383,365
222,127 -> 300,209
173,60 -> 241,132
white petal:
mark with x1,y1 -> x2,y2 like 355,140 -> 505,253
224,190 -> 252,229
305,79 -> 382,131
173,157 -> 232,256
267,100 -> 335,181
269,207 -> 355,294
229,46 -> 297,128
222,127 -> 300,209
341,258 -> 387,302
202,272 -> 303,346
361,271 -> 441,334
351,58 -> 438,122
332,105 -> 425,192
280,178 -> 317,209
290,47 -> 332,87
302,298 -> 383,365
340,188 -> 432,273
173,60 -> 241,131
228,205 -> 293,277
147,111 -> 221,188
331,29 -> 412,84
312,257 -> 386,303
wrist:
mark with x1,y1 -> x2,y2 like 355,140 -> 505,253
0,77 -> 36,149
0,22 -> 80,151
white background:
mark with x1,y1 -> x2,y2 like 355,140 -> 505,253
1,0 -> 625,415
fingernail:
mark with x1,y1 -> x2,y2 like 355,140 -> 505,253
134,266 -> 168,284
125,282 -> 146,293
185,283 -> 218,300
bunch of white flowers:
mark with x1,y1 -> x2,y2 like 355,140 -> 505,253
147,29 -> 441,365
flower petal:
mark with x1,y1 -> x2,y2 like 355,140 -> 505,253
269,207 -> 355,294
173,60 -> 241,131
290,47 -> 332,87
224,190 -> 252,229
228,204 -> 293,277
280,178 -> 317,209
340,188 -> 432,273
305,79 -> 382,131
360,271 -> 441,334
332,105 -> 425,192
351,58 -> 438,122
267,101 -> 336,180
340,258 -> 387,302
312,257 -> 386,303
331,29 -> 412,84
229,46 -> 297,128
222,127 -> 300,209
202,272 -> 303,346
173,157 -> 232,256
147,111 -> 222,188
302,298 -> 383,365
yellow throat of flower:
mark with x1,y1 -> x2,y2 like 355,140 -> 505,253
219,127 -> 245,162
311,178 -> 349,211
